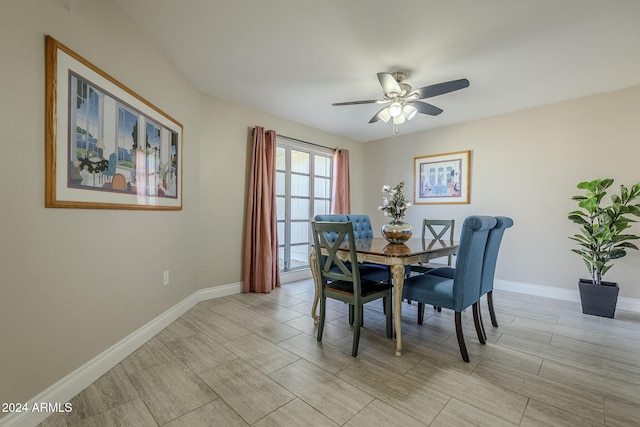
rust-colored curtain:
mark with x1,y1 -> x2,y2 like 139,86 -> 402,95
243,127 -> 280,293
331,148 -> 351,214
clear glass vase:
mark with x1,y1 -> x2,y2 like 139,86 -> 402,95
381,219 -> 413,244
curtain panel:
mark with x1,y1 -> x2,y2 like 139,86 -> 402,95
242,126 -> 280,293
331,148 -> 351,214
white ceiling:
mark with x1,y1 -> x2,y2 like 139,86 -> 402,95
115,0 -> 640,142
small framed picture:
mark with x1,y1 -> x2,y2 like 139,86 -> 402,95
414,150 -> 470,204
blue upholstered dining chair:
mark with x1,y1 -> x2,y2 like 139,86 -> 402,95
427,216 -> 513,340
479,216 -> 513,333
311,221 -> 393,357
402,215 -> 497,362
418,216 -> 513,334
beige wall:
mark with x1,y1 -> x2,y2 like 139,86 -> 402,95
0,0 -> 200,407
197,94 -> 364,289
363,86 -> 640,299
0,0 -> 363,412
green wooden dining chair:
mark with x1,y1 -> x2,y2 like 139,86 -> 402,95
311,221 -> 393,357
410,219 -> 456,274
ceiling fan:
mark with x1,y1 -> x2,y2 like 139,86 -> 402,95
332,71 -> 469,130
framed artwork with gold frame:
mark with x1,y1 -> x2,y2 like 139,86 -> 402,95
45,35 -> 183,210
413,150 -> 470,204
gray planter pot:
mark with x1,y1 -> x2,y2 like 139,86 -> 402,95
578,279 -> 619,318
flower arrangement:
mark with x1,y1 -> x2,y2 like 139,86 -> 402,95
378,181 -> 411,222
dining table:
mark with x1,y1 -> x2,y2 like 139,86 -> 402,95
310,237 -> 458,356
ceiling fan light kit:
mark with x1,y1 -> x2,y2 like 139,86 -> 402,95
388,101 -> 403,117
333,71 -> 469,135
403,104 -> 417,120
377,108 -> 391,123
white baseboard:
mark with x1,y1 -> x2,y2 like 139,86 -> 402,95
280,268 -> 312,284
196,281 -> 243,301
495,279 -> 640,312
0,282 -> 243,427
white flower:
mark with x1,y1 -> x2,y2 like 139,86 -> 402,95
379,181 -> 410,221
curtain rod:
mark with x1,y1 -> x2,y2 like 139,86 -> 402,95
252,127 -> 336,152
277,134 -> 336,152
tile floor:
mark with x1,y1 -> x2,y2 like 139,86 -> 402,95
38,279 -> 640,426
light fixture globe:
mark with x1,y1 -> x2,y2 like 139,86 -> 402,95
388,101 -> 403,118
378,108 -> 392,123
403,104 -> 417,120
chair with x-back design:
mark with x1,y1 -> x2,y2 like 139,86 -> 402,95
311,221 -> 393,357
407,219 -> 455,310
410,219 -> 455,274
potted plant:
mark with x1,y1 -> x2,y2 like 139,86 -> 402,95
156,161 -> 171,189
568,178 -> 640,317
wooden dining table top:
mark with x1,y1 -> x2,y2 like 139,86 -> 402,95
335,237 -> 458,263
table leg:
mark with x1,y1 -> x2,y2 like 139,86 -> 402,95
309,250 -> 320,324
390,264 -> 405,356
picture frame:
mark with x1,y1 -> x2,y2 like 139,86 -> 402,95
45,35 -> 183,210
413,150 -> 470,204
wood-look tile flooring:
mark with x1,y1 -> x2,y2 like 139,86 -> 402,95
39,279 -> 640,426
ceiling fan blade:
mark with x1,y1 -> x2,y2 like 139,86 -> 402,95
332,99 -> 379,106
410,101 -> 444,116
377,73 -> 402,96
411,78 -> 470,99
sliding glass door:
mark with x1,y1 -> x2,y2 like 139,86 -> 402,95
276,138 -> 333,271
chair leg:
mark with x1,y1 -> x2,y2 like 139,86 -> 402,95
487,291 -> 498,327
417,302 -> 425,325
455,311 -> 470,362
477,303 -> 487,342
384,296 -> 393,338
352,304 -> 362,357
348,304 -> 354,326
349,304 -> 364,326
472,303 -> 486,344
317,297 -> 326,342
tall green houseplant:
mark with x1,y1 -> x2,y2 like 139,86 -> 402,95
568,178 -> 640,285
